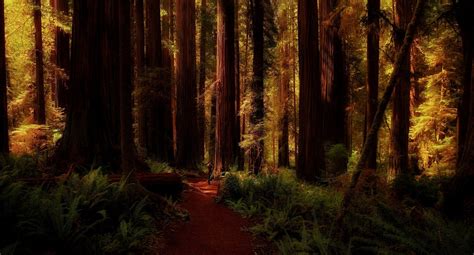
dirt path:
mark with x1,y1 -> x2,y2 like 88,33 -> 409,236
162,178 -> 255,255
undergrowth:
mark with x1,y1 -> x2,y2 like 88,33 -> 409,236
0,157 -> 165,255
221,170 -> 474,254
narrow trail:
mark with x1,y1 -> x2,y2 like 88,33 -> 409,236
162,178 -> 255,255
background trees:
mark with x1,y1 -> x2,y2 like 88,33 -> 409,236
0,0 -> 7,155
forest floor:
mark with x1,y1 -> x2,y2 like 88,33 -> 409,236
161,178 -> 264,255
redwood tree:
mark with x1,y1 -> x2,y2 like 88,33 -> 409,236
297,0 -> 325,181
175,0 -> 199,169
0,0 -> 8,155
249,0 -> 264,174
118,0 -> 135,175
320,0 -> 350,174
278,9 -> 290,167
214,0 -> 236,177
53,0 -> 70,109
56,0 -> 122,169
143,0 -> 174,162
390,0 -> 413,176
198,0 -> 207,162
33,0 -> 46,124
456,0 -> 474,167
365,0 -> 380,170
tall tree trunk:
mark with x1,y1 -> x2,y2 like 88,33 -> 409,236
53,0 -> 70,109
214,0 -> 236,177
335,0 -> 425,230
278,9 -> 290,167
56,0 -> 121,169
176,0 -> 199,169
444,0 -> 474,219
249,0 -> 264,174
389,0 -> 413,177
365,0 -> 380,170
319,0 -> 350,175
135,0 -> 146,149
119,0 -> 135,176
33,0 -> 46,124
0,0 -> 8,155
144,0 -> 174,163
235,0 -> 244,170
162,0 -> 176,158
198,0 -> 207,162
456,0 -> 474,168
297,0 -> 325,181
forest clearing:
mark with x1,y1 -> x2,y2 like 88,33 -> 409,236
0,0 -> 473,254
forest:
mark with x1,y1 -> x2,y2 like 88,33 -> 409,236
0,0 -> 473,254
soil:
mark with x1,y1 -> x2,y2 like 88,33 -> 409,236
161,178 -> 257,255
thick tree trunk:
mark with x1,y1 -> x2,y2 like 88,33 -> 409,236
235,0 -> 244,170
0,0 -> 8,155
389,0 -> 413,177
214,0 -> 236,177
278,10 -> 290,168
456,0 -> 474,168
135,0 -> 146,149
53,0 -> 70,109
249,0 -> 264,174
33,0 -> 46,124
118,0 -> 135,177
55,0 -> 121,169
444,0 -> 474,219
198,0 -> 207,162
365,0 -> 380,170
143,0 -> 174,163
175,0 -> 199,169
335,0 -> 425,230
162,0 -> 176,158
297,0 -> 325,181
319,0 -> 350,175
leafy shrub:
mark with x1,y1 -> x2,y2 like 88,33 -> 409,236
325,143 -> 349,176
392,174 -> 440,207
222,171 -> 474,254
0,169 -> 159,254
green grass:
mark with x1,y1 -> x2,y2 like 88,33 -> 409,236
221,170 -> 474,254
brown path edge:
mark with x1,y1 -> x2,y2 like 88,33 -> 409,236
161,178 -> 255,255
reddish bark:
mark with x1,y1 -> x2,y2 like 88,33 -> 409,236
0,0 -> 8,154
297,0 -> 325,181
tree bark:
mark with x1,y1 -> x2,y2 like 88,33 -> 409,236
389,0 -> 414,177
0,0 -> 8,155
278,9 -> 290,168
33,0 -> 46,124
55,0 -> 122,169
235,0 -> 244,170
297,0 -> 325,181
119,0 -> 136,177
319,0 -> 350,175
175,0 -> 199,169
456,0 -> 474,168
143,0 -> 174,163
214,0 -> 236,177
443,0 -> 474,219
365,0 -> 380,170
135,0 -> 146,149
198,0 -> 207,162
335,0 -> 425,230
249,0 -> 265,174
52,0 -> 70,109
